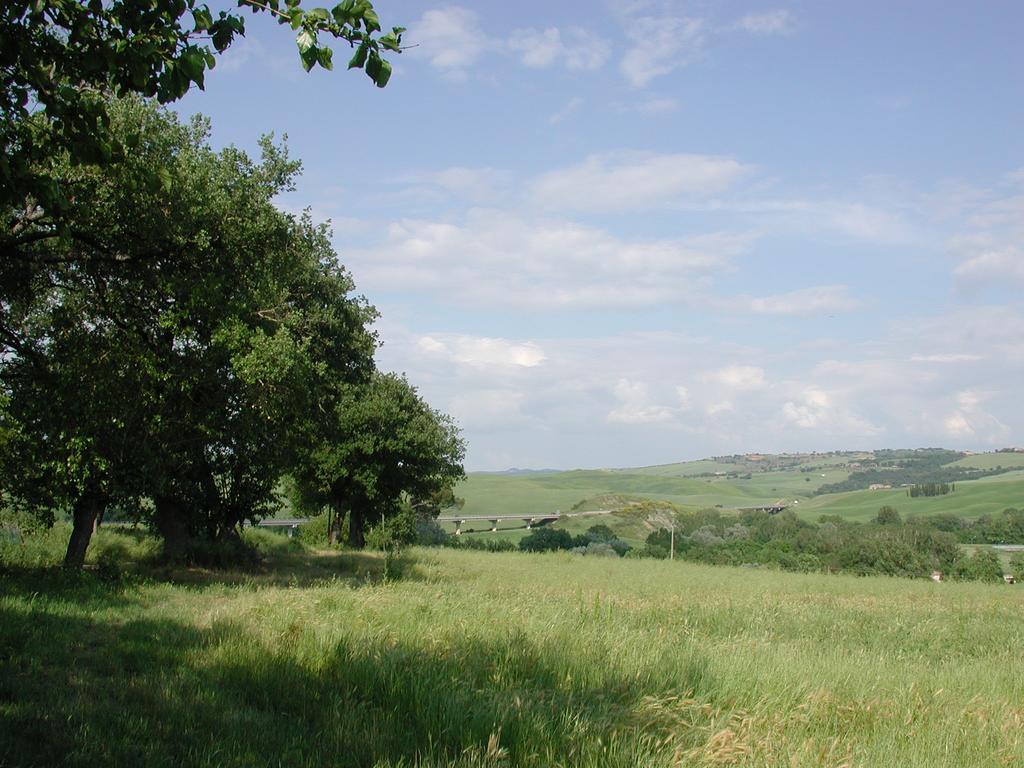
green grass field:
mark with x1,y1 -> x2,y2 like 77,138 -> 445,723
456,468 -> 849,519
799,473 -> 1024,522
3,533 -> 1023,767
456,452 -> 1024,534
949,452 -> 1024,470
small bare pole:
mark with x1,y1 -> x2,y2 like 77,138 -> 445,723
670,522 -> 675,561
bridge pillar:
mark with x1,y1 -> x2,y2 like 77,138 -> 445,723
455,519 -> 464,535
490,520 -> 498,532
527,518 -> 536,529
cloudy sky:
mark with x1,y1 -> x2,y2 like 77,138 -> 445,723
179,1 -> 1024,470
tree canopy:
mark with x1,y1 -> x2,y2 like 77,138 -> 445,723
295,371 -> 466,548
3,0 -> 402,258
1,98 -> 462,565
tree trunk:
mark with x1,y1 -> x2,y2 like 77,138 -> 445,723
154,495 -> 191,563
328,500 -> 346,546
348,505 -> 365,549
64,489 -> 105,568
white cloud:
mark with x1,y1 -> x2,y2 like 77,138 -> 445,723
548,96 -> 584,124
943,390 -> 1010,442
531,150 -> 749,212
371,309 -> 1023,469
743,285 -> 858,316
782,387 -> 882,435
219,35 -> 266,73
562,28 -> 613,71
707,400 -> 736,416
620,15 -> 705,87
348,210 -> 736,309
707,365 -> 766,391
417,335 -> 546,369
910,353 -> 982,364
943,187 -> 1024,290
408,6 -> 487,79
448,389 -> 527,428
607,379 -> 686,424
413,166 -> 510,201
633,96 -> 680,114
734,10 -> 794,36
507,27 -> 610,71
953,244 -> 1024,286
825,202 -> 913,242
507,27 -> 561,68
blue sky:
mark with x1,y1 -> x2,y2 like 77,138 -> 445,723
179,1 -> 1024,470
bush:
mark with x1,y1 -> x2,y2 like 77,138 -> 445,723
519,527 -> 573,553
950,548 -> 1005,582
575,541 -> 619,557
446,536 -> 515,552
296,513 -> 330,547
688,526 -> 724,547
365,509 -> 418,551
415,518 -> 449,546
875,506 -> 902,525
242,527 -> 304,557
1009,553 -> 1024,581
184,534 -> 263,568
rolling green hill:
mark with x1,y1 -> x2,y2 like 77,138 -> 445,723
454,451 -> 1024,539
798,472 -> 1024,522
949,452 -> 1024,470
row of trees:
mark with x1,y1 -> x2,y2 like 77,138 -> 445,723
1,98 -> 464,565
637,507 -> 1018,581
815,450 -> 1006,495
908,482 -> 954,498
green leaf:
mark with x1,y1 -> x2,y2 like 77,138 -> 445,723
347,40 -> 368,69
365,50 -> 390,87
316,46 -> 334,70
378,32 -> 401,52
296,29 -> 316,53
300,44 -> 318,72
192,7 -> 213,31
361,8 -> 380,33
289,8 -> 304,30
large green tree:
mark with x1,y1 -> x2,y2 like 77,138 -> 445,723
1,98 -> 378,565
296,372 -> 465,548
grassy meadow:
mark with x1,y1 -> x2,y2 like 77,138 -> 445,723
454,452 -> 1024,545
3,528 -> 1024,767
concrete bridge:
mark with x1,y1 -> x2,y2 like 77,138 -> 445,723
256,518 -> 308,537
436,509 -> 612,534
257,510 -> 613,536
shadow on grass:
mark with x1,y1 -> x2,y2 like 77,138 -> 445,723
0,573 -> 713,767
150,547 -> 417,589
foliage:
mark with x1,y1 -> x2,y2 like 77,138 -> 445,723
1010,552 -> 1024,581
518,527 -> 574,553
296,513 -> 331,547
875,506 -> 902,525
627,507 -> 968,579
0,98 -> 384,564
814,449 -> 1009,495
959,508 -> 1024,544
414,518 -> 449,546
444,536 -> 516,553
293,371 -> 465,548
950,548 -> 1005,583
909,482 -> 953,497
364,503 -> 419,551
1,0 -> 401,239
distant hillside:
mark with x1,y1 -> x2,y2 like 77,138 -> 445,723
455,449 -> 1024,528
